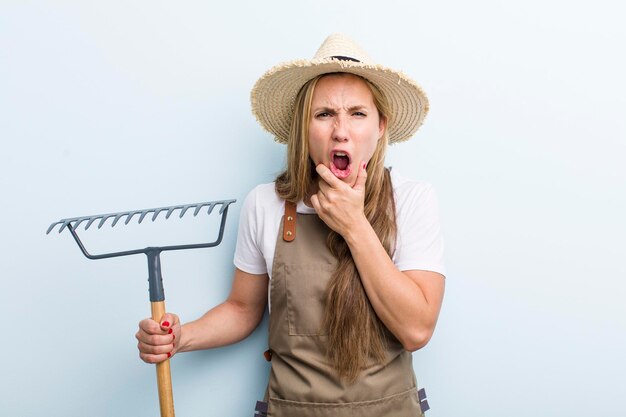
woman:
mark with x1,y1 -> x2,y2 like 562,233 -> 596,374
136,34 -> 445,416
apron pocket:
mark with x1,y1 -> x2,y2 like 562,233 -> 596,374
283,263 -> 334,336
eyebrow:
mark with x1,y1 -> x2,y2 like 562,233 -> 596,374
312,105 -> 369,113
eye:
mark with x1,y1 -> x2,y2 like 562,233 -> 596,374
353,111 -> 367,117
315,111 -> 332,118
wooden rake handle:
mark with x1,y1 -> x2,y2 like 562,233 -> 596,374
151,301 -> 175,417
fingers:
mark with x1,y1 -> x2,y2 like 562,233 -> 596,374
312,162 -> 368,236
135,323 -> 174,346
159,313 -> 179,331
315,162 -> 366,194
315,164 -> 344,188
136,314 -> 179,364
139,352 -> 171,364
310,193 -> 321,214
315,164 -> 344,203
137,340 -> 176,364
353,161 -> 367,192
315,161 -> 366,203
138,317 -> 160,334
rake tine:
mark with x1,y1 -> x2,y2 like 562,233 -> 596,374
46,221 -> 62,235
179,205 -> 192,218
111,214 -> 125,227
58,221 -> 72,233
125,211 -> 140,225
207,202 -> 217,215
165,206 -> 180,220
98,214 -> 117,229
139,210 -> 153,224
193,204 -> 203,216
152,208 -> 166,222
85,216 -> 102,230
73,218 -> 88,230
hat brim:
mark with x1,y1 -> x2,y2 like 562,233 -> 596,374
251,58 -> 429,144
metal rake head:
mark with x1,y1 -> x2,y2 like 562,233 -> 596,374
47,200 -> 236,235
47,198 -> 236,263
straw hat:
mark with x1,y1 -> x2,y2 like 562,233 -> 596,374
250,33 -> 429,144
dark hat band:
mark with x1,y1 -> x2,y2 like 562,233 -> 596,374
330,55 -> 360,63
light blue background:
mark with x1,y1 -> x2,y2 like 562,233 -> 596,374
1,1 -> 625,416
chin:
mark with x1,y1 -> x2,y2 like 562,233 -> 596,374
344,175 -> 358,187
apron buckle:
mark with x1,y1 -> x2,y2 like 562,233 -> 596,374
418,387 -> 430,413
254,400 -> 268,416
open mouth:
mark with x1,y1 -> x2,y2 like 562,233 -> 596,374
330,151 -> 352,179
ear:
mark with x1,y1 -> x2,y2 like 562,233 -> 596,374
378,115 -> 387,139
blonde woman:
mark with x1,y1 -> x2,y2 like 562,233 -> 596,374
136,34 -> 445,416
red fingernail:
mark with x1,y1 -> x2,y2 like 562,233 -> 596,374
362,162 -> 366,169
167,352 -> 171,358
162,321 -> 170,328
172,334 -> 175,340
168,328 -> 173,334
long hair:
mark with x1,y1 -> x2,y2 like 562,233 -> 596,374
275,73 -> 397,382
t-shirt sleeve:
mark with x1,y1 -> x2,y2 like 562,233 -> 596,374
233,186 -> 268,275
394,183 -> 446,276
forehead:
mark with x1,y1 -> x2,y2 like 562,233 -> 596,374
312,73 -> 375,104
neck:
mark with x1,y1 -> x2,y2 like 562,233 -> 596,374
304,181 -> 319,207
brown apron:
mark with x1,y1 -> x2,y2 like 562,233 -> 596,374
257,202 -> 428,417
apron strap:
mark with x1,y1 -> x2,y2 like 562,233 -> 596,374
283,201 -> 297,242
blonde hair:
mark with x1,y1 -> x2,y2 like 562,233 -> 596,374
275,73 -> 397,381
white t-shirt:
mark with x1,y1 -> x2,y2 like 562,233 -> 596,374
234,169 -> 446,278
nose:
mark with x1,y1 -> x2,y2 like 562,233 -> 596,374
332,115 -> 349,142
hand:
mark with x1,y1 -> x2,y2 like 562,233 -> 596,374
310,161 -> 368,238
136,313 -> 180,364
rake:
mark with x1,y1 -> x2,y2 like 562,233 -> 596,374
47,199 -> 236,417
